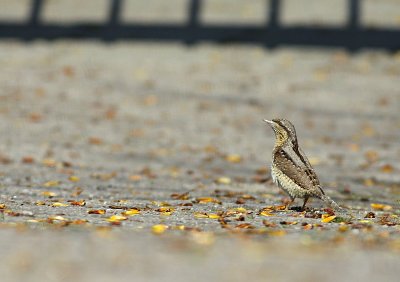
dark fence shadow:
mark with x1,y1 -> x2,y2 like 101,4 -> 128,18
0,0 -> 399,51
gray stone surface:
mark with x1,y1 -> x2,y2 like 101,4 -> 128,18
0,40 -> 399,281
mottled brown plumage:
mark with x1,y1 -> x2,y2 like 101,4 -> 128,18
264,118 -> 341,210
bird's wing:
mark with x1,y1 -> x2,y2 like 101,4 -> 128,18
274,147 -> 321,192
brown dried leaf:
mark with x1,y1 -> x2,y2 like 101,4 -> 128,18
235,223 -> 255,229
380,164 -> 394,174
70,200 -> 86,206
88,209 -> 106,215
171,192 -> 189,200
195,197 -> 221,204
22,156 -> 35,164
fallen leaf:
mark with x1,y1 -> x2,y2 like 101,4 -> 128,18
262,220 -> 277,227
42,159 -> 57,167
171,192 -> 189,200
129,175 -> 142,181
22,156 -> 35,164
48,216 -> 67,221
44,180 -> 60,187
235,223 -> 255,229
62,66 -> 75,77
235,207 -> 247,213
364,212 -> 376,218
152,224 -> 168,234
364,150 -> 379,163
122,208 -> 141,216
88,137 -> 103,145
88,209 -> 106,215
29,113 -> 43,122
70,200 -> 86,206
207,214 -> 221,219
143,95 -> 158,106
225,154 -> 242,163
362,124 -> 375,137
268,230 -> 287,236
216,177 -> 231,185
51,202 -> 69,207
106,215 -> 127,222
196,197 -> 221,204
156,207 -> 175,216
194,212 -> 209,218
68,176 -> 80,182
371,203 -> 392,211
364,178 -> 375,187
260,211 -> 273,217
302,223 -> 313,230
321,215 -> 337,223
380,164 -> 394,174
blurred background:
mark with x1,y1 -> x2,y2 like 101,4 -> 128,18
0,1 -> 399,282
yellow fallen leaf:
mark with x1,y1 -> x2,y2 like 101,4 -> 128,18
216,177 -> 231,185
68,176 -> 80,182
321,215 -> 336,223
235,207 -> 247,213
358,220 -> 373,224
371,203 -> 392,211
0,203 -> 5,209
194,212 -> 209,218
196,197 -> 221,204
44,180 -> 60,187
225,154 -> 242,163
42,191 -> 57,197
48,216 -> 67,221
260,211 -> 273,217
152,224 -> 168,234
51,202 -> 69,207
106,215 -> 127,222
207,214 -> 220,219
338,225 -> 348,232
122,208 -> 140,216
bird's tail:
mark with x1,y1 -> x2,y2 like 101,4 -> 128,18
321,194 -> 342,211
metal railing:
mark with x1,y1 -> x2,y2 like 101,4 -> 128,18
0,0 -> 399,50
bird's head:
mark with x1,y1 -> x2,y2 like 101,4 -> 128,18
264,118 -> 298,147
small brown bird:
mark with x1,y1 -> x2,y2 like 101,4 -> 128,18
264,118 -> 341,210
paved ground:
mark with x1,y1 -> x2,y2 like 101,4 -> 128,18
0,40 -> 399,281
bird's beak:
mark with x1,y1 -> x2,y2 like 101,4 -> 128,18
263,119 -> 273,124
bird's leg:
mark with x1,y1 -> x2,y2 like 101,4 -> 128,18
302,197 -> 309,211
285,198 -> 295,211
